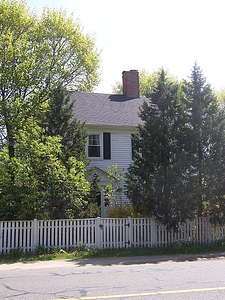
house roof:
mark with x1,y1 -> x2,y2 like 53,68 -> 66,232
71,91 -> 147,127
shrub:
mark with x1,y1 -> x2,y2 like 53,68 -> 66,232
108,205 -> 145,218
35,244 -> 48,255
9,247 -> 24,258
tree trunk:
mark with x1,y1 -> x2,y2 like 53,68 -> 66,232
8,137 -> 15,159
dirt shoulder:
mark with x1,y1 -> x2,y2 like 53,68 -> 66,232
0,252 -> 225,271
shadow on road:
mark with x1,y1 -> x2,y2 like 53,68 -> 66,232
69,252 -> 225,267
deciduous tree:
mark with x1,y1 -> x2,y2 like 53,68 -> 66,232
0,121 -> 90,220
0,0 -> 100,158
0,0 -> 100,219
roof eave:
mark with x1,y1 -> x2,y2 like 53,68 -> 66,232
85,123 -> 139,131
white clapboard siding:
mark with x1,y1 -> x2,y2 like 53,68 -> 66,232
88,130 -> 134,205
1,217 -> 225,254
88,131 -> 133,173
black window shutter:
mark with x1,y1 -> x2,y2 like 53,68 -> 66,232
131,133 -> 138,160
131,134 -> 134,159
103,132 -> 111,159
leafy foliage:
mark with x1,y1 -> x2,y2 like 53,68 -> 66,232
81,173 -> 101,218
0,122 -> 90,220
103,164 -> 124,207
0,0 -> 100,158
108,205 -> 145,218
216,89 -> 225,108
0,1 -> 101,220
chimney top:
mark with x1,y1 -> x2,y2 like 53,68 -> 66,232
122,70 -> 139,97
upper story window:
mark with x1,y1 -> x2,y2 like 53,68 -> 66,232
88,133 -> 111,159
88,134 -> 100,157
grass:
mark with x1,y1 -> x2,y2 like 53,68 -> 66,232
0,240 -> 225,264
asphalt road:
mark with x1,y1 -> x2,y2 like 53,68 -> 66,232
0,253 -> 225,300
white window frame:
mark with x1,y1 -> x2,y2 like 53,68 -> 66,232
87,133 -> 103,159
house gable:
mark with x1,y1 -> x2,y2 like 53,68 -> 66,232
70,70 -> 148,214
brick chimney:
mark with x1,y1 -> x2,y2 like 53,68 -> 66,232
122,70 -> 139,97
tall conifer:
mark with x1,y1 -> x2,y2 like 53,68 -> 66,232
184,62 -> 224,217
42,85 -> 88,164
126,69 -> 197,228
126,64 -> 225,227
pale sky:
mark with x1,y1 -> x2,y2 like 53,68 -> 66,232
27,0 -> 225,93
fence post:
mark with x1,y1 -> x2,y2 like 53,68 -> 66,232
127,217 -> 132,248
95,217 -> 102,249
32,219 -> 38,252
151,218 -> 157,247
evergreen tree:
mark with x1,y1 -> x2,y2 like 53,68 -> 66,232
205,109 -> 225,223
39,84 -> 103,218
126,69 -> 197,228
183,62 -> 222,217
126,64 -> 225,227
38,85 -> 103,218
81,174 -> 101,218
41,85 -> 88,164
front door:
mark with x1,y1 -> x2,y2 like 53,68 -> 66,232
100,187 -> 111,218
87,168 -> 111,218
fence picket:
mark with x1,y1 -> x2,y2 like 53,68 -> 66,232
0,217 -> 225,254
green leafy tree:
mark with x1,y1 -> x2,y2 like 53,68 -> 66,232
81,173 -> 101,218
0,0 -> 100,220
216,89 -> 225,108
125,69 -> 197,228
103,164 -> 124,208
0,0 -> 100,159
0,121 -> 90,220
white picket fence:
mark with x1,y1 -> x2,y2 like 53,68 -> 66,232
0,217 -> 225,254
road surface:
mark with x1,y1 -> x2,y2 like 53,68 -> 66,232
0,253 -> 225,299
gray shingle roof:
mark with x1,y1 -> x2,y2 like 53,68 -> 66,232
71,92 -> 147,127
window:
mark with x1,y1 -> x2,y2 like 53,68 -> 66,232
88,134 -> 100,157
88,133 -> 111,159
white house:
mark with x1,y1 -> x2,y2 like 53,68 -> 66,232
71,70 -> 146,217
